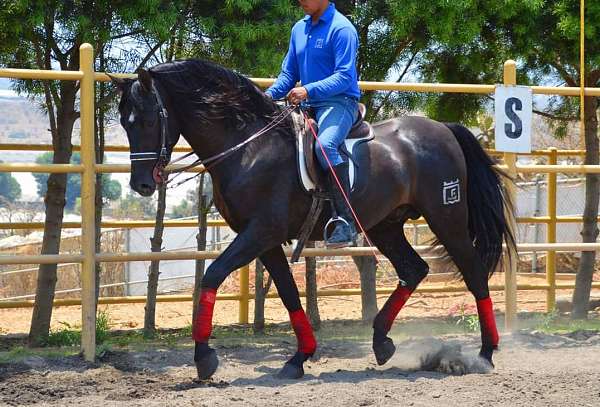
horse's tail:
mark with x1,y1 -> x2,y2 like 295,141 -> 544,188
444,123 -> 516,276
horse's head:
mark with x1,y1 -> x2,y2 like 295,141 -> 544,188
112,69 -> 174,197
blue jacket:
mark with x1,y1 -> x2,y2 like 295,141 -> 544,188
266,3 -> 360,101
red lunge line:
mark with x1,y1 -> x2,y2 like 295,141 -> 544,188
379,285 -> 413,332
476,297 -> 499,348
192,288 -> 217,343
303,112 -> 377,259
289,309 -> 317,355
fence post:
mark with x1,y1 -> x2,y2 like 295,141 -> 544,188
239,264 -> 249,324
546,148 -> 557,311
502,60 -> 518,332
79,43 -> 97,361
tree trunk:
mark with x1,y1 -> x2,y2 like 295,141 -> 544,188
192,174 -> 211,324
253,259 -> 270,333
144,184 -> 167,336
28,82 -> 77,346
572,95 -> 599,319
305,241 -> 321,330
352,237 -> 378,324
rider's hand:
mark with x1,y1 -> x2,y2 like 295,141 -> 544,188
287,87 -> 308,105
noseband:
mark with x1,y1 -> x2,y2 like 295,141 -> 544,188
128,83 -> 171,183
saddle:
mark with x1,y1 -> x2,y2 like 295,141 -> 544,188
293,103 -> 374,193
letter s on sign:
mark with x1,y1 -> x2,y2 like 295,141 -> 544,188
504,97 -> 523,139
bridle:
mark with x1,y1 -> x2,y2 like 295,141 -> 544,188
127,80 -> 297,188
128,82 -> 172,184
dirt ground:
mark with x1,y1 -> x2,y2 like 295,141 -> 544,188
0,273 -> 591,335
1,271 -> 600,406
1,328 -> 600,406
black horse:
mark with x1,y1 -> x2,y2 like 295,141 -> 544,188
112,59 -> 515,380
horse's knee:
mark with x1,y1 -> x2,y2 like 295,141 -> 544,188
398,263 -> 429,290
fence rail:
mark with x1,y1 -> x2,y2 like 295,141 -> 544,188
1,46 -> 599,361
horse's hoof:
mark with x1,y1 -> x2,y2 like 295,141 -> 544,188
479,346 -> 495,368
373,336 -> 396,366
195,348 -> 219,380
277,362 -> 304,379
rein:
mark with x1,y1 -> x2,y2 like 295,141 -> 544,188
134,82 -> 297,189
165,103 -> 298,189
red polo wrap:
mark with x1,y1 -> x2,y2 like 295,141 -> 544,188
192,288 -> 217,343
380,285 -> 413,332
476,297 -> 499,348
289,309 -> 317,355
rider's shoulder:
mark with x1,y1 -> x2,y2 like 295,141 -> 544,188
331,11 -> 358,34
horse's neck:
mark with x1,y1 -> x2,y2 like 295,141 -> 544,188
180,117 -> 267,184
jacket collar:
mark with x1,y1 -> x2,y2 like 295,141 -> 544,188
303,3 -> 335,24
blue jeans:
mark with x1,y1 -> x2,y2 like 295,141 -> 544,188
308,96 -> 358,170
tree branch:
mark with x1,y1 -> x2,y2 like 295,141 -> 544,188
550,60 -> 577,87
110,29 -> 145,41
533,109 -> 577,121
371,47 -> 419,119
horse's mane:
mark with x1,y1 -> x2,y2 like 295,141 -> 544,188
149,59 -> 278,128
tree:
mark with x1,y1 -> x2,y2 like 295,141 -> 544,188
32,153 -> 121,210
0,0 -> 189,345
113,191 -> 157,219
0,163 -> 21,205
185,1 -> 301,76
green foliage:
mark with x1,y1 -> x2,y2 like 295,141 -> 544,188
448,302 -> 480,333
184,0 -> 301,76
0,162 -> 21,205
170,189 -> 197,218
32,152 -> 121,210
42,310 -> 112,347
113,191 -> 156,219
44,321 -> 81,347
417,0 -> 600,125
95,310 -> 111,344
538,309 -> 560,331
171,199 -> 194,219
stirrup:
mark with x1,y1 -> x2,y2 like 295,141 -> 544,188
324,216 -> 356,248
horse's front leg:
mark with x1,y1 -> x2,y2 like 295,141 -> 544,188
259,246 -> 316,379
193,221 -> 282,380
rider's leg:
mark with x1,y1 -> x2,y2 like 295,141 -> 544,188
312,96 -> 359,247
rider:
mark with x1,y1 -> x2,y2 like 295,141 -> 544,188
265,0 -> 361,248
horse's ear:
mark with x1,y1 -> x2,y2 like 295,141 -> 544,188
106,73 -> 131,95
137,69 -> 153,93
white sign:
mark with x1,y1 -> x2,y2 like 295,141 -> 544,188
494,85 -> 532,153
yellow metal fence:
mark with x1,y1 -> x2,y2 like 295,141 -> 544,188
1,45 -> 600,361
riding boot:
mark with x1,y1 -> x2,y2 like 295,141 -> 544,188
326,161 -> 358,248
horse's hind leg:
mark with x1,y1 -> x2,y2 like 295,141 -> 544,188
367,220 -> 430,365
259,245 -> 316,379
423,209 -> 499,367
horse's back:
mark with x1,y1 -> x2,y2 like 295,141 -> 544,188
350,115 -> 468,225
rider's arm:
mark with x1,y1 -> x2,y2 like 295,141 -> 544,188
265,31 -> 299,100
303,26 -> 358,100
